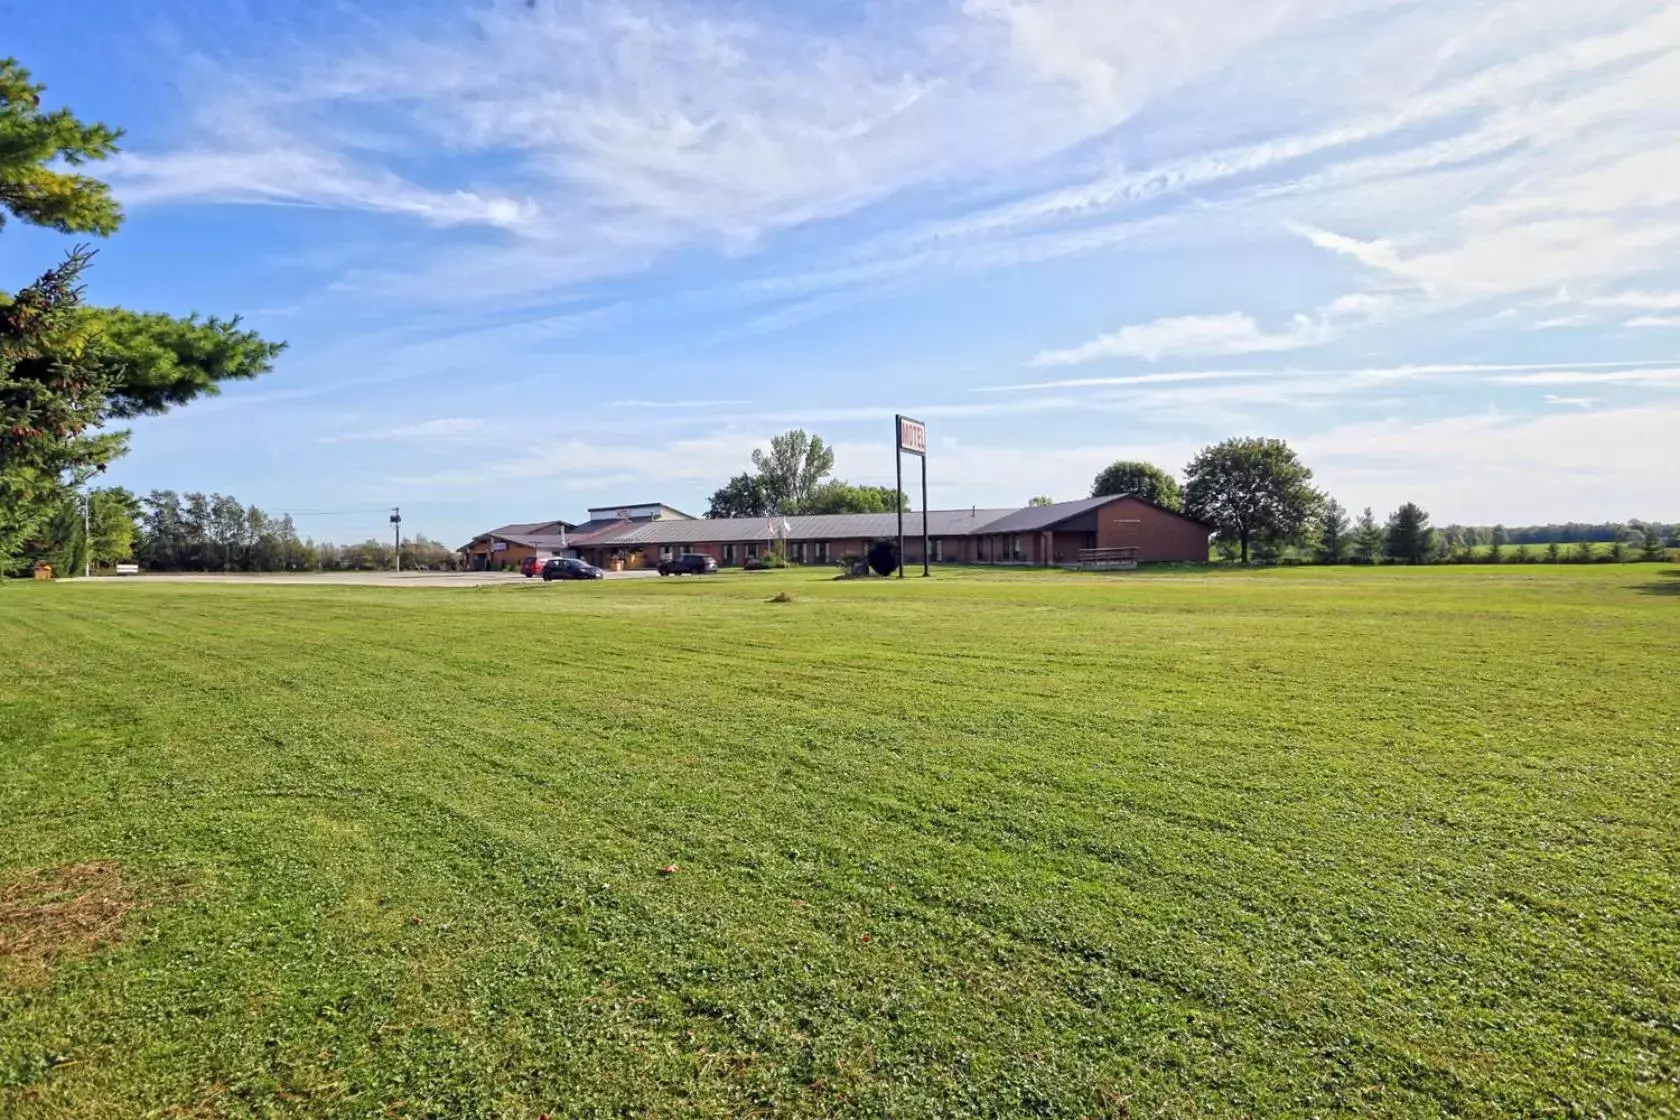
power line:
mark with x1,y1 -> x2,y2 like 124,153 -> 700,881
281,507 -> 395,518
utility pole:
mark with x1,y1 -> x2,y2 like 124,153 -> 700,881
390,507 -> 403,573
83,487 -> 92,579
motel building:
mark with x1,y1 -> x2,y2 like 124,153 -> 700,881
460,496 -> 1212,571
459,504 -> 692,571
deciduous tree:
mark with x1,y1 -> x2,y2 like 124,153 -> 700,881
1090,460 -> 1182,510
803,481 -> 907,515
1183,438 -> 1319,564
751,429 -> 835,514
705,472 -> 770,519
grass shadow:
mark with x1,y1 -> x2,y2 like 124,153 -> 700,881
1633,569 -> 1680,595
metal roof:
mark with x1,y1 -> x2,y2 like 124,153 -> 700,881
478,520 -> 572,539
968,495 -> 1124,534
496,533 -> 576,551
466,497 -> 1211,552
974,494 -> 1213,533
583,508 -> 1019,546
565,518 -> 634,544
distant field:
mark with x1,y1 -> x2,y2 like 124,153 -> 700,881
2,565 -> 1677,1117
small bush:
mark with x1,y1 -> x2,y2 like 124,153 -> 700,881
867,540 -> 900,577
769,591 -> 795,604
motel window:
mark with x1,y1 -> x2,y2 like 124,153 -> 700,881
813,541 -> 829,563
1010,534 -> 1022,561
745,543 -> 759,560
723,543 -> 737,565
660,545 -> 673,561
931,538 -> 943,562
791,542 -> 805,564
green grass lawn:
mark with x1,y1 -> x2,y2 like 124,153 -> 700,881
2,565 -> 1677,1118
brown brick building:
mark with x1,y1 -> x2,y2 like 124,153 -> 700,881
459,521 -> 576,572
462,495 -> 1211,570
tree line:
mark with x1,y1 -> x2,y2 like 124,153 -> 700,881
6,487 -> 462,576
1086,444 -> 1674,565
701,431 -> 1673,564
135,492 -> 460,572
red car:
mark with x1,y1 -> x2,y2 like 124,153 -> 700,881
519,555 -> 547,578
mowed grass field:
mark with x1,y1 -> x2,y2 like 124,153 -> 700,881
2,566 -> 1677,1118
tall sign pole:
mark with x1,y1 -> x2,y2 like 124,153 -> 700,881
895,417 -> 905,580
895,415 -> 928,579
922,446 -> 930,578
390,507 -> 402,572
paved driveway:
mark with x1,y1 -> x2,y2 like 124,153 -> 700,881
77,570 -> 664,588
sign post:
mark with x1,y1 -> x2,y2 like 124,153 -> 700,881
895,415 -> 929,578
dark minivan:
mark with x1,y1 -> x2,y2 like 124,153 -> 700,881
658,553 -> 718,576
542,558 -> 604,581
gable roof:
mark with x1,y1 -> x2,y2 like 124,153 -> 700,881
589,508 -> 1021,546
459,521 -> 577,551
481,520 -> 573,538
495,533 -> 575,551
971,495 -> 1124,534
972,494 -> 1211,534
463,495 -> 1211,553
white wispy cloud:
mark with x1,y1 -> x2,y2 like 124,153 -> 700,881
1031,312 -> 1332,365
980,359 -> 1680,394
110,148 -> 537,230
115,0 -> 1296,275
1490,368 -> 1680,387
1582,289 -> 1680,310
1295,404 -> 1680,522
1030,288 -> 1393,366
109,0 -> 1680,335
1627,315 -> 1680,328
606,399 -> 750,409
317,417 -> 486,444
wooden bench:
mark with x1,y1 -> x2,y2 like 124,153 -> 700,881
1074,547 -> 1140,570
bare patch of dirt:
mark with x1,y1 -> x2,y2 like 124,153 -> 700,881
0,862 -> 138,985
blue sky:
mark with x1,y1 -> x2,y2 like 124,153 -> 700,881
9,0 -> 1680,545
